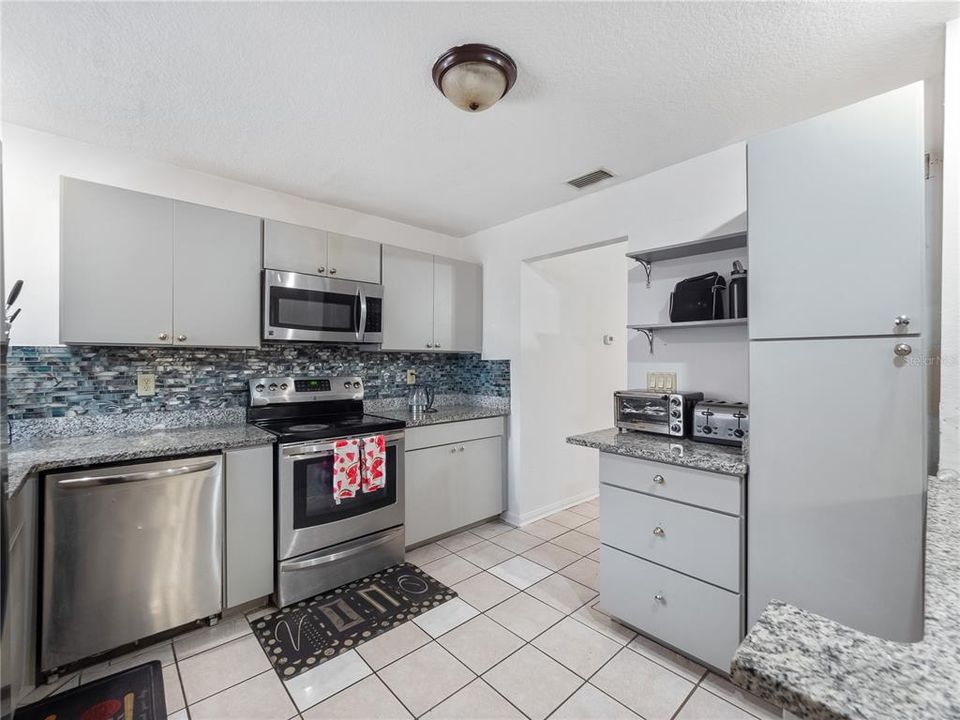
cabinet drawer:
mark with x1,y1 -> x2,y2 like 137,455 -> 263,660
405,416 -> 505,451
600,545 -> 742,671
600,452 -> 741,515
601,485 -> 740,591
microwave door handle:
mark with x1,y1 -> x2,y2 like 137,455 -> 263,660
358,287 -> 368,343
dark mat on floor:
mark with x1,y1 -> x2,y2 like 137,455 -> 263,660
17,661 -> 166,720
250,562 -> 457,680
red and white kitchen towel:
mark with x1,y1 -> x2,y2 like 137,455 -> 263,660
333,435 -> 386,504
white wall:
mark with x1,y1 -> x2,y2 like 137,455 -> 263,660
505,243 -> 628,524
940,19 -> 960,470
466,143 -> 748,522
0,123 -> 466,347
464,143 -> 748,362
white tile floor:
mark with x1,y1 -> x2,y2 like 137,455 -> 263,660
35,499 -> 783,719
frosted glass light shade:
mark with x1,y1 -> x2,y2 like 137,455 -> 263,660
440,61 -> 508,112
432,44 -> 518,113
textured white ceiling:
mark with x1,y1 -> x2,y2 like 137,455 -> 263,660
2,2 -> 957,236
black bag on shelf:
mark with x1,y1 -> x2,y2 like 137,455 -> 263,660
669,272 -> 726,322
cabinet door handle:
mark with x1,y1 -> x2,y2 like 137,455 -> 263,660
177,334 -> 187,342
894,343 -> 912,357
426,342 -> 433,348
157,332 -> 168,341
653,474 -> 665,485
654,593 -> 665,603
330,268 -> 337,274
458,446 -> 465,452
653,526 -> 665,537
434,343 -> 441,349
450,447 -> 458,454
894,315 -> 910,327
318,266 -> 326,274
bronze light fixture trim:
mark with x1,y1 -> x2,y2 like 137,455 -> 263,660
432,43 -> 518,112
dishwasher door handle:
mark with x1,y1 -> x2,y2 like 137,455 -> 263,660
56,460 -> 219,488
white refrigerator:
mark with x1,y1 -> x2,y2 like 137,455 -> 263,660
746,82 -> 928,642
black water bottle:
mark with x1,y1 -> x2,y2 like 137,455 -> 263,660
729,261 -> 748,318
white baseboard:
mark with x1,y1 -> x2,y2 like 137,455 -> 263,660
501,489 -> 599,527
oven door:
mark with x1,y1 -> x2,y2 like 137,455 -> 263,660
615,393 -> 673,434
263,269 -> 384,344
277,431 -> 404,560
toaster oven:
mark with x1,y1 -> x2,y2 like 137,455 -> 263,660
614,390 -> 704,437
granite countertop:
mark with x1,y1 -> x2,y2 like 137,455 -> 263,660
566,427 -> 747,476
371,404 -> 510,428
731,477 -> 960,720
6,423 -> 275,497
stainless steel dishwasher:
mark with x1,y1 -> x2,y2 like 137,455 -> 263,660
41,455 -> 224,675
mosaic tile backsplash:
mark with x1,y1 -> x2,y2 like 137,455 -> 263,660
6,345 -> 510,420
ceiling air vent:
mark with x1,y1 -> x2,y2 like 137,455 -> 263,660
567,168 -> 614,189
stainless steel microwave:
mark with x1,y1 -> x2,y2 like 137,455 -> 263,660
263,269 -> 383,344
614,390 -> 703,437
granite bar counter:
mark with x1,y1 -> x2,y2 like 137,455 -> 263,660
731,477 -> 960,720
6,423 -> 275,497
566,427 -> 747,476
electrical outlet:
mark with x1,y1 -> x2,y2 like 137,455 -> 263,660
646,372 -> 678,392
137,373 -> 156,397
406,369 -> 417,385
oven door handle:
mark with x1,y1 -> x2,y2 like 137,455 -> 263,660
283,431 -> 405,458
281,528 -> 401,571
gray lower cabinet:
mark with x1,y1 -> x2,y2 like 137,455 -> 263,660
6,476 -> 39,705
404,418 -> 506,546
60,178 -> 261,348
224,446 -> 274,608
598,452 -> 745,671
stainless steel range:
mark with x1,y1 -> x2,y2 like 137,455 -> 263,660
248,376 -> 406,607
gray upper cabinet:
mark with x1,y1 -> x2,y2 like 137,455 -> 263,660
263,219 -> 327,275
327,232 -> 381,284
61,178 -> 261,348
434,256 -> 482,353
173,202 -> 261,348
748,82 -> 925,340
382,245 -> 435,351
263,221 -> 381,283
381,245 -> 483,352
61,178 -> 174,345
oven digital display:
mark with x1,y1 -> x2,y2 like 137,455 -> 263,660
294,379 -> 331,392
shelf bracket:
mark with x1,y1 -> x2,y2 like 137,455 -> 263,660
630,327 -> 654,353
633,258 -> 652,288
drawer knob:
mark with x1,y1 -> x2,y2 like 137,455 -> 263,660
653,474 -> 665,485
653,526 -> 665,537
654,593 -> 665,603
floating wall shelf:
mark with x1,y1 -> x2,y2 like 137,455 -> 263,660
627,231 -> 748,287
627,318 -> 748,353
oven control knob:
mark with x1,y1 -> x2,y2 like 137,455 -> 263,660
670,397 -> 681,406
702,425 -> 712,434
268,383 -> 278,391
734,428 -> 745,438
670,409 -> 681,419
353,382 -> 361,389
671,423 -> 681,433
255,384 -> 265,392
344,381 -> 351,389
280,383 -> 288,391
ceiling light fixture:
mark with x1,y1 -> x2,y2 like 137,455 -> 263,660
432,43 -> 518,113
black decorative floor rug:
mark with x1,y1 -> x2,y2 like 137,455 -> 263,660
250,563 -> 457,680
17,661 -> 166,720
